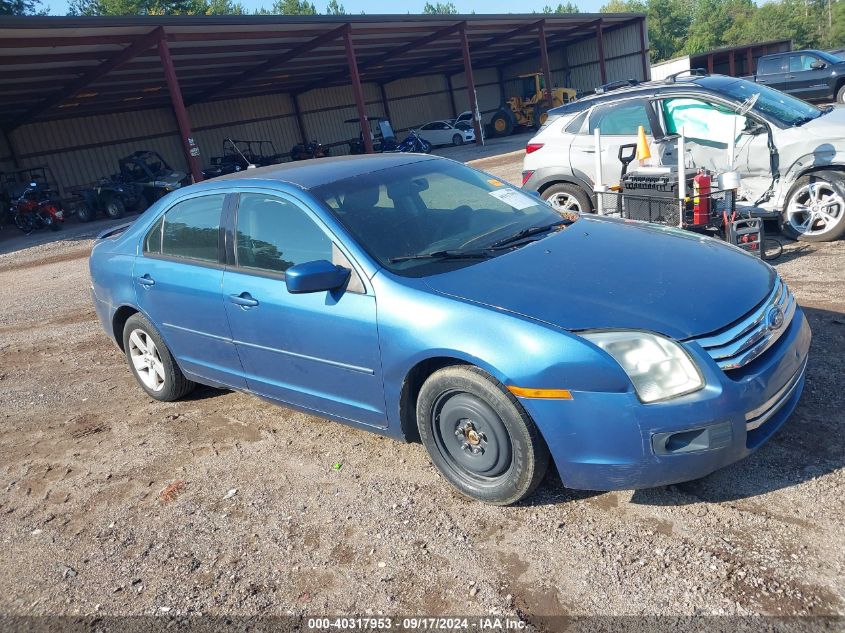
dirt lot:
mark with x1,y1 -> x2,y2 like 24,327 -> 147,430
0,153 -> 843,629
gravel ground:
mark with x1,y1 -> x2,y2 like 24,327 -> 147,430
0,152 -> 843,630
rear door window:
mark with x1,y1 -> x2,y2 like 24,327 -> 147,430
153,194 -> 225,263
758,56 -> 786,75
588,100 -> 652,135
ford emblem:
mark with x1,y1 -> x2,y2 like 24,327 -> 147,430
767,306 -> 784,331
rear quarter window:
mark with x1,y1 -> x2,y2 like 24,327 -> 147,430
757,56 -> 785,75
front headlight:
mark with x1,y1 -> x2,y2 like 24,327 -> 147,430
579,331 -> 703,403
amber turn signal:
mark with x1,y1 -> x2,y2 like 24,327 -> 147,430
507,386 -> 573,399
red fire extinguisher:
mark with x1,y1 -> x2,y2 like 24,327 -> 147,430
693,169 -> 711,225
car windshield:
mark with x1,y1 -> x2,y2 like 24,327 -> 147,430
814,50 -> 842,65
313,160 -> 569,277
719,79 -> 822,126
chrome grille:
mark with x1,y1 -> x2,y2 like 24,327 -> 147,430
690,277 -> 796,371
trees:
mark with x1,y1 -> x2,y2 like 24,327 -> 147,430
423,2 -> 458,14
325,0 -> 345,14
542,2 -> 581,12
1,0 -> 44,14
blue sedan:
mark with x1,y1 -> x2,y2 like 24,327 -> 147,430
89,154 -> 811,505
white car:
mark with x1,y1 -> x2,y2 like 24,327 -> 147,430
415,120 -> 475,146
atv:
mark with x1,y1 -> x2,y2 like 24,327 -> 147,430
202,139 -> 283,179
71,178 -> 146,222
117,150 -> 189,205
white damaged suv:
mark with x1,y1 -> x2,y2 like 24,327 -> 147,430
522,74 -> 845,242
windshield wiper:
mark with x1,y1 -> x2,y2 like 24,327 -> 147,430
389,249 -> 492,263
488,220 -> 569,249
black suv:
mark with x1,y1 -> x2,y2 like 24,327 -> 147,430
750,49 -> 845,103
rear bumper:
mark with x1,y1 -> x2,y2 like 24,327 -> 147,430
518,308 -> 811,491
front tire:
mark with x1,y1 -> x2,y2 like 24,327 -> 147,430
837,83 -> 845,105
122,313 -> 195,402
541,182 -> 592,216
416,366 -> 549,505
452,134 -> 464,146
490,108 -> 514,137
780,171 -> 845,242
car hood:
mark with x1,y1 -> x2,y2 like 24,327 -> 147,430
423,216 -> 775,340
802,106 -> 845,137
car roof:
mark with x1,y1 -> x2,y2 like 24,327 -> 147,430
549,74 -> 745,115
209,153 -> 438,190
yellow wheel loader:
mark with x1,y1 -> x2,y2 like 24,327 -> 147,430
490,72 -> 577,137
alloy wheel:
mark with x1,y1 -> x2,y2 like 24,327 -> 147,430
786,181 -> 845,238
547,191 -> 583,214
128,328 -> 166,392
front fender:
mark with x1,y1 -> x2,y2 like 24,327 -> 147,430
775,150 -> 845,208
372,272 -> 632,437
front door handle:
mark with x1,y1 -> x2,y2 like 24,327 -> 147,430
137,274 -> 155,287
229,292 -> 259,308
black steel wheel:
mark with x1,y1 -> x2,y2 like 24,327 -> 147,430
416,365 -> 549,505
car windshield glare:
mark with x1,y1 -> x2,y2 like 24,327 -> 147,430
313,161 -> 568,277
720,79 -> 822,126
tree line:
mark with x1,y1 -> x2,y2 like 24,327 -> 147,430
2,0 -> 843,63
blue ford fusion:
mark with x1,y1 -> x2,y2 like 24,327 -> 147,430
89,154 -> 811,505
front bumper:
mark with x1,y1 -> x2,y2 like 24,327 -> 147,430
518,307 -> 811,491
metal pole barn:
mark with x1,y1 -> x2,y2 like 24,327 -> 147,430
459,23 -> 484,146
538,20 -> 554,108
344,26 -> 374,155
157,33 -> 203,183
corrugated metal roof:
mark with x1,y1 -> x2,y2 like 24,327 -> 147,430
0,13 -> 645,129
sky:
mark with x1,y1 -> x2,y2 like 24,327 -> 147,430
47,0 -> 609,16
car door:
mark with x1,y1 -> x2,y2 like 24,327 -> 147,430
419,122 -> 448,146
569,98 -> 657,187
658,95 -> 772,200
134,192 -> 247,389
756,55 -> 790,92
787,53 -> 830,100
221,190 -> 386,428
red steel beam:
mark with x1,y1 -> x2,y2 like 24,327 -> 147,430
459,24 -> 483,146
746,47 -> 754,75
294,22 -> 463,95
387,19 -> 542,85
707,53 -> 714,74
158,35 -> 203,183
187,23 -> 350,106
638,18 -> 649,80
7,27 -> 164,131
596,20 -> 607,84
728,50 -> 736,76
292,93 -> 307,144
344,27 -> 373,155
538,20 -> 553,108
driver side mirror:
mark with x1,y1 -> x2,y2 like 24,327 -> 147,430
285,260 -> 350,294
810,60 -> 827,70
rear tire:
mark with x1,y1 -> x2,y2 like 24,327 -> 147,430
837,83 -> 845,105
122,313 -> 196,402
490,108 -> 514,137
541,182 -> 592,216
780,171 -> 845,242
416,365 -> 549,505
452,134 -> 464,146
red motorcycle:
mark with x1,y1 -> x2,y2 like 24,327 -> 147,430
12,183 -> 64,233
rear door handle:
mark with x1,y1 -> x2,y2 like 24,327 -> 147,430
229,292 -> 259,308
137,274 -> 155,287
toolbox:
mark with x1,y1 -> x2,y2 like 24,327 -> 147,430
620,167 -> 697,223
